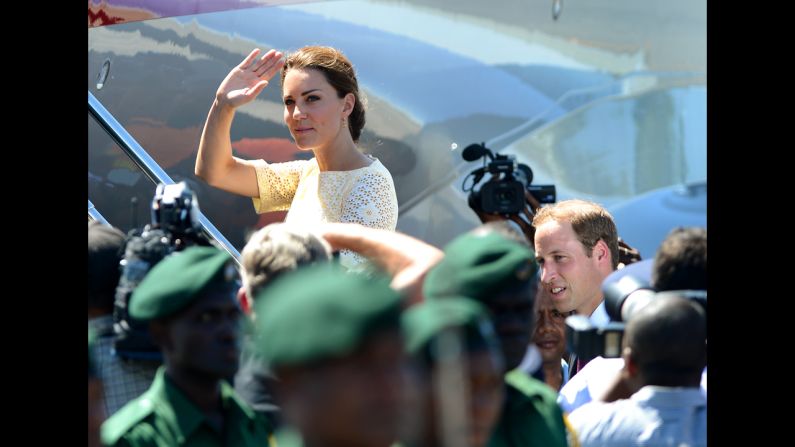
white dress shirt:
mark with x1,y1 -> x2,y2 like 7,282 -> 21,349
569,385 -> 706,447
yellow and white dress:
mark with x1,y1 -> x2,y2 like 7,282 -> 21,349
251,155 -> 398,268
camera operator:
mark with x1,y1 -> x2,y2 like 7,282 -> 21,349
95,183 -> 212,416
568,294 -> 707,447
89,221 -> 160,417
462,143 -> 546,243
557,227 -> 707,414
113,182 -> 212,363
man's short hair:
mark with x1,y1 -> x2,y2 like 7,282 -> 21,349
532,199 -> 619,270
88,221 -> 126,311
625,295 -> 706,387
241,223 -> 332,299
652,227 -> 707,291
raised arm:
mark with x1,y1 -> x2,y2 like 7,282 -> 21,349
195,48 -> 284,198
319,223 -> 444,305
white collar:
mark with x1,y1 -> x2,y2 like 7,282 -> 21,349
589,300 -> 610,326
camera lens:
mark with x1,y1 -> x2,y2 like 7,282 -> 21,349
604,274 -> 652,322
497,189 -> 515,203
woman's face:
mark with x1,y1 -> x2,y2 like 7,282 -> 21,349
282,68 -> 352,151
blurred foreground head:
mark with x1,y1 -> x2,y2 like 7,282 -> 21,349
256,264 -> 405,447
402,298 -> 504,447
424,231 -> 538,370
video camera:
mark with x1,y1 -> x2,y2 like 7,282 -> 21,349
565,274 -> 707,361
112,182 -> 212,361
461,143 -> 556,214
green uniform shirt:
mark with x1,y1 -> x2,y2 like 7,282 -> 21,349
101,367 -> 274,447
273,427 -> 304,447
488,370 -> 568,447
274,427 -> 407,447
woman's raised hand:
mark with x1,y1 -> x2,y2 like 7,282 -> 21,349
216,48 -> 285,108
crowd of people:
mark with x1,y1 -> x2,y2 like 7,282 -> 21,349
89,44 -> 707,447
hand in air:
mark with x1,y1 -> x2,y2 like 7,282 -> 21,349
216,48 -> 285,108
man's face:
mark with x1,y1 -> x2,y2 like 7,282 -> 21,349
163,288 -> 243,379
532,288 -> 567,365
534,220 -> 606,315
487,280 -> 537,370
284,331 -> 407,447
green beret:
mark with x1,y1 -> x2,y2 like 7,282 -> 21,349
130,246 -> 237,321
402,297 -> 497,355
254,263 -> 403,368
423,232 -> 537,301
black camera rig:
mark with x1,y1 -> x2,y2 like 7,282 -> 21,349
565,274 -> 707,361
112,182 -> 213,361
461,142 -> 556,214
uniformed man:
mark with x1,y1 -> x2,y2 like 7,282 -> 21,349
101,246 -> 273,446
400,297 -> 505,447
423,231 -> 569,447
253,263 -> 406,447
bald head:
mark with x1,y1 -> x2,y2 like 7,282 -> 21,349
624,295 -> 706,387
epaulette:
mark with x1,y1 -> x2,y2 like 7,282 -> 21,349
504,369 -> 559,403
100,392 -> 157,445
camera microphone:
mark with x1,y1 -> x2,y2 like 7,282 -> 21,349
462,143 -> 490,162
461,141 -> 556,214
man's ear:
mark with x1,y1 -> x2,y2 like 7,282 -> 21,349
622,346 -> 638,378
594,239 -> 610,265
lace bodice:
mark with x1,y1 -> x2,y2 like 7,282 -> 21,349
251,156 -> 399,268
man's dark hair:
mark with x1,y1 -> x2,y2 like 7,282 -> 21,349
652,227 -> 707,291
88,221 -> 126,312
625,295 -> 706,387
